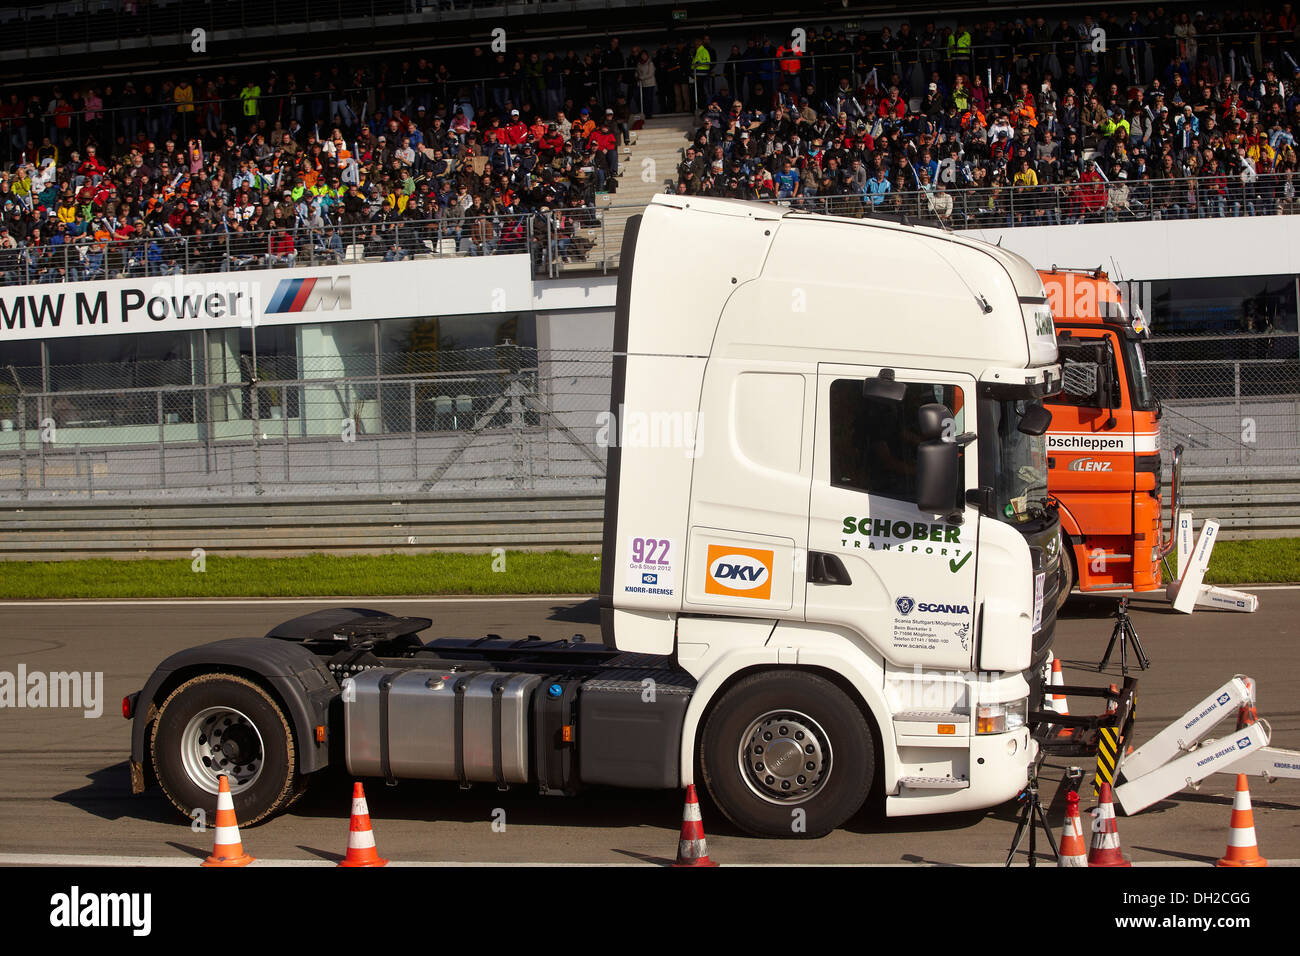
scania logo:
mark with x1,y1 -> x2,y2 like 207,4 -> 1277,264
895,596 -> 915,616
1067,458 -> 1113,472
918,602 -> 971,614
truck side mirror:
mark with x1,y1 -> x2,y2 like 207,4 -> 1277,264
1017,403 -> 1052,436
916,439 -> 959,514
863,368 -> 907,402
916,402 -> 950,441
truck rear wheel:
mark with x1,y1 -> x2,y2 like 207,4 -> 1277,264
700,671 -> 874,838
150,673 -> 303,827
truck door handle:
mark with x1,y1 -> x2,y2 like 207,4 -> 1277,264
807,552 -> 852,586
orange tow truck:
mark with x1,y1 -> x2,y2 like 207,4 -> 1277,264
1040,268 -> 1175,609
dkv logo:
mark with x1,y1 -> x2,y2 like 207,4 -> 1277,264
704,545 -> 774,600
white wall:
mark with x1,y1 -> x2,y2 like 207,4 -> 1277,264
960,215 -> 1300,282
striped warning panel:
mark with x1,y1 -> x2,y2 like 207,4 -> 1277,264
1094,726 -> 1120,798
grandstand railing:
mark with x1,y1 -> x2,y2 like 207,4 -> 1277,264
2,173 -> 1294,288
0,208 -> 622,284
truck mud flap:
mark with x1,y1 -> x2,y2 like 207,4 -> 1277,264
1030,676 -> 1138,760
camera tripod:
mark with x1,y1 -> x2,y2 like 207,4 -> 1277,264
1097,597 -> 1150,674
1004,763 -> 1081,867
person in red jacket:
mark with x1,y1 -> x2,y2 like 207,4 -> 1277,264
502,110 -> 529,146
878,86 -> 906,123
267,226 -> 296,267
76,145 -> 106,185
588,120 -> 619,190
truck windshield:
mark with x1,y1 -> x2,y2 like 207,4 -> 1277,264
981,397 -> 1050,523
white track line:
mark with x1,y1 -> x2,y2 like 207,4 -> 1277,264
0,596 -> 584,607
4,586 -> 1297,608
2,852 -> 1295,868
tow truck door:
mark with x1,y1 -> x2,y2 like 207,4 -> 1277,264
1050,331 -> 1136,577
805,364 -> 980,670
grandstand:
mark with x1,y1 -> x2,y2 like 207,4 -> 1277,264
0,1 -> 1296,503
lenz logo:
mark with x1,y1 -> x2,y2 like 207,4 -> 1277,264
704,545 -> 773,600
1067,458 -> 1113,472
895,596 -> 916,616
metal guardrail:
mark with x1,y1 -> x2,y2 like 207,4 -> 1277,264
0,471 -> 1293,560
0,491 -> 606,559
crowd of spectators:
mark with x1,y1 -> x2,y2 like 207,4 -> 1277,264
678,7 -> 1299,227
0,38 -> 667,282
0,6 -> 1298,285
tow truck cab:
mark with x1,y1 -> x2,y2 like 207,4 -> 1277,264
1041,269 -> 1168,600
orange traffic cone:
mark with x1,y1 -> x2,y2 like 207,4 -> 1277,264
1058,790 -> 1088,867
1236,678 -> 1258,729
338,781 -> 388,867
1049,658 -> 1071,736
1216,774 -> 1267,867
201,774 -> 255,867
1087,783 -> 1131,867
672,785 -> 718,867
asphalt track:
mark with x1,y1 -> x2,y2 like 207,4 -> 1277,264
1,590 -> 1297,866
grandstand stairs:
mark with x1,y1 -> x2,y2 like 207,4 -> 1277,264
577,114 -> 695,272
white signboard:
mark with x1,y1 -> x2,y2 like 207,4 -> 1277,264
0,255 -> 533,342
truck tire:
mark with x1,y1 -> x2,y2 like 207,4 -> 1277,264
1055,537 -> 1076,613
150,673 -> 303,827
700,671 -> 874,838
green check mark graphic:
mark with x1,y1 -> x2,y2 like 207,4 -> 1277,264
948,552 -> 972,574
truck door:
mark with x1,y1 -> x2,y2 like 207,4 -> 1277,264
806,365 -> 980,670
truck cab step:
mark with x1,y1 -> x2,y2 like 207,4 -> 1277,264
899,775 -> 970,790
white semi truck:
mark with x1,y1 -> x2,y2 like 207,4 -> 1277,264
125,196 -> 1130,838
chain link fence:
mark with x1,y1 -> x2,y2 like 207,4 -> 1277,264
1149,330 -> 1300,472
0,345 -> 613,499
3,332 -> 1295,501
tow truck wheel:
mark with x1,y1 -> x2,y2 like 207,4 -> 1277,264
150,673 -> 302,827
1055,535 -> 1076,613
700,671 -> 873,838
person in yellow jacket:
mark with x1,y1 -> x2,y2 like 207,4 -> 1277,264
948,24 -> 972,81
691,39 -> 713,107
240,80 -> 261,119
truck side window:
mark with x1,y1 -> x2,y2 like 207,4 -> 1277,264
1055,341 -> 1119,408
829,379 -> 963,504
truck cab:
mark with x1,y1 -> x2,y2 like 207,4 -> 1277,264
601,196 -> 1063,829
1040,269 -> 1165,604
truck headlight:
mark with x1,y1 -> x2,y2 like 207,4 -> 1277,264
977,698 -> 1028,734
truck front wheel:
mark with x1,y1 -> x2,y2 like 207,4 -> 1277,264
150,673 -> 303,827
700,671 -> 874,838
